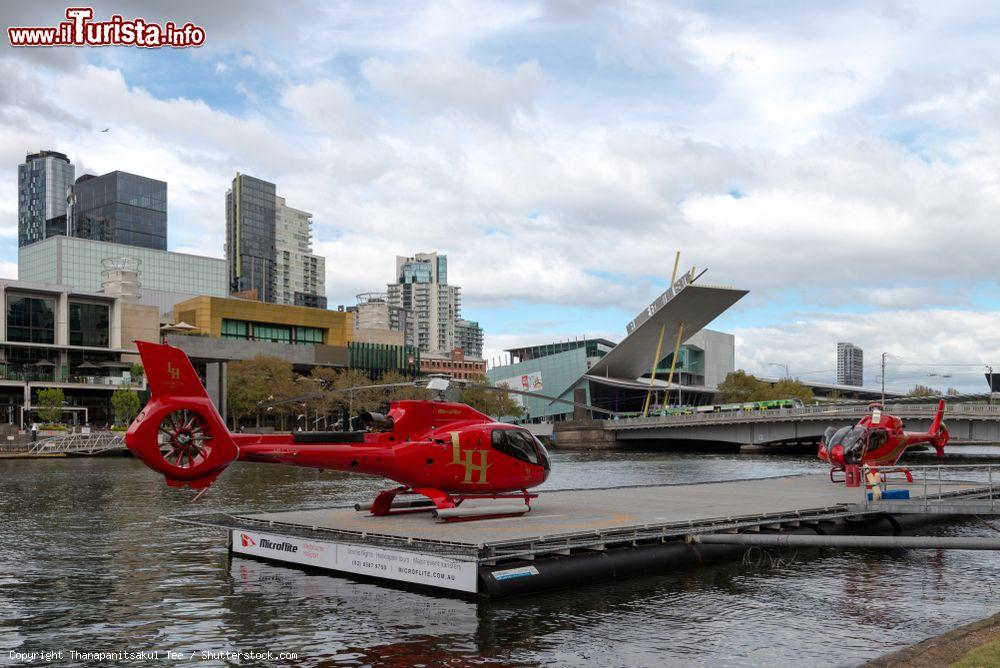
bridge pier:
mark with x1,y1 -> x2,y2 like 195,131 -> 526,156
552,419 -> 619,449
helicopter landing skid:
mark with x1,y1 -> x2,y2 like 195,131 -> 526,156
361,486 -> 538,522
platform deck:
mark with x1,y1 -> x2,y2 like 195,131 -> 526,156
173,474 -> 995,596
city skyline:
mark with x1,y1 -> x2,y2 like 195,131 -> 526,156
2,2 -> 999,391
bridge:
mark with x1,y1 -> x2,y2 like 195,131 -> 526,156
554,403 -> 1000,448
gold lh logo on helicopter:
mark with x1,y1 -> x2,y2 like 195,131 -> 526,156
449,432 -> 490,484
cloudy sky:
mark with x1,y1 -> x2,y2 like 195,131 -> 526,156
2,1 -> 998,392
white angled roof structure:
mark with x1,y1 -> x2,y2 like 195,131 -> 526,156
587,282 -> 748,382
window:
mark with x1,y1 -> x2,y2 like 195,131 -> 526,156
221,319 -> 248,339
7,295 -> 55,344
294,326 -> 324,345
491,429 -> 540,465
69,302 -> 110,347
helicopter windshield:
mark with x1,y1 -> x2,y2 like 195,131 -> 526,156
829,426 -> 852,445
491,429 -> 549,469
840,426 -> 868,460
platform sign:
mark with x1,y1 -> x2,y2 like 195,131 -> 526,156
231,530 -> 478,593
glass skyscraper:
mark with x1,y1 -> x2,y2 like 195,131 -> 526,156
17,150 -> 75,247
226,173 -> 277,302
71,171 -> 167,250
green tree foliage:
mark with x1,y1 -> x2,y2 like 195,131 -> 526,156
716,370 -> 814,404
129,363 -> 144,384
716,370 -> 759,402
227,355 -> 295,428
36,387 -> 65,424
907,384 -> 939,397
111,389 -> 141,425
460,375 -> 524,419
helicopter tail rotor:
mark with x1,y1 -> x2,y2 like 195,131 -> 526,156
929,399 -> 949,458
125,341 -> 238,489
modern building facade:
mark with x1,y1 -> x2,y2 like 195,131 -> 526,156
274,196 -> 326,308
0,279 -> 159,426
172,295 -> 352,346
19,235 -> 228,314
386,253 -> 463,355
226,173 -> 277,302
71,171 -> 167,250
164,296 -> 419,413
18,150 -> 75,247
837,342 -> 863,386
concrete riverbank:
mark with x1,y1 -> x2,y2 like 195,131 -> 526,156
865,611 -> 1000,667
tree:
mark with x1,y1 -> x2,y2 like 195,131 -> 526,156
768,378 -> 815,404
129,363 -> 145,385
36,387 -> 65,424
716,370 -> 765,403
460,375 -> 524,419
227,355 -> 295,428
907,384 -> 939,397
716,370 -> 814,404
111,389 -> 140,426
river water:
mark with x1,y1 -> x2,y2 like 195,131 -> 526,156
1,451 -> 999,666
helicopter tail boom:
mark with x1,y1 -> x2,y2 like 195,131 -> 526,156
125,341 -> 238,489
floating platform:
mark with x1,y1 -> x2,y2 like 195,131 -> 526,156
173,474 -> 996,598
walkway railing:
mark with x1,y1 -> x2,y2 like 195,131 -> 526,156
605,403 -> 1000,430
862,463 -> 1000,515
28,431 -> 127,455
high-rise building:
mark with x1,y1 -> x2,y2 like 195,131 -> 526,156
837,342 -> 863,386
386,252 -> 462,355
349,292 -> 407,346
226,173 -> 276,302
71,171 -> 167,250
274,196 -> 326,308
17,150 -> 75,247
455,318 -> 484,358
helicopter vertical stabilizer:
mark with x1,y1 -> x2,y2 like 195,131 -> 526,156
125,341 -> 238,489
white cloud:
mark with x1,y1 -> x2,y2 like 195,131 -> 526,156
362,55 -> 542,125
733,309 -> 1000,393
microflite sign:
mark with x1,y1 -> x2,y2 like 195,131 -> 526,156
231,530 -> 478,593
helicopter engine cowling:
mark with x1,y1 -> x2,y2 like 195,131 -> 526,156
359,411 -> 394,432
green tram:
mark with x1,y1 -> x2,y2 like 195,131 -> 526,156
658,398 -> 803,416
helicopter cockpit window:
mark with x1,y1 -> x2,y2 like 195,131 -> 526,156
830,426 -> 852,445
841,426 -> 868,458
868,428 -> 888,450
491,429 -> 540,465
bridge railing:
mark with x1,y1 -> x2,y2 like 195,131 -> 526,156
604,402 -> 1000,430
28,431 -> 127,456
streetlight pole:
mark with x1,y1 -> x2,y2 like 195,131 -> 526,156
881,353 -> 887,407
768,363 -> 790,380
987,365 -> 994,406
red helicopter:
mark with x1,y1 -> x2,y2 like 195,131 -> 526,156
817,400 -> 949,483
125,341 -> 613,521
